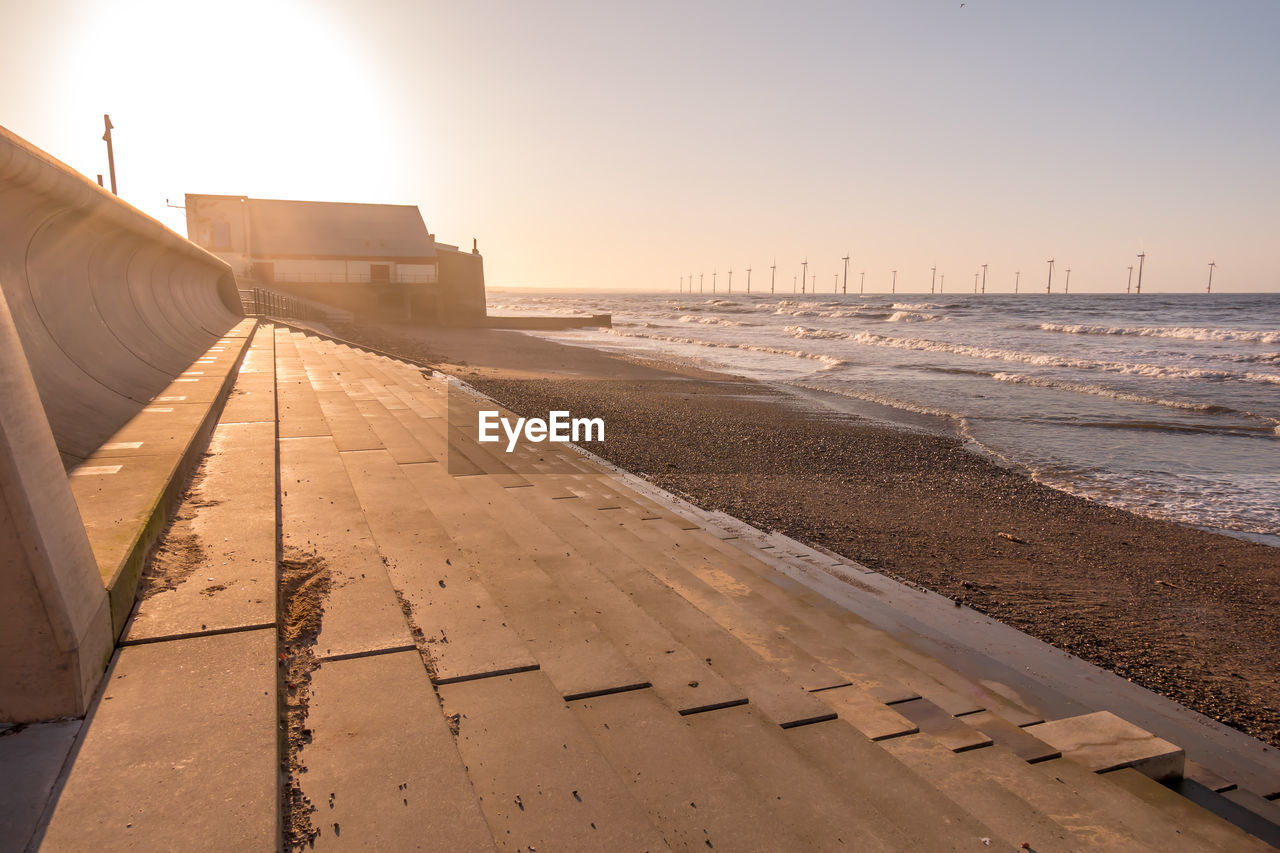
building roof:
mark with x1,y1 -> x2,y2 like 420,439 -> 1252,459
241,197 -> 436,260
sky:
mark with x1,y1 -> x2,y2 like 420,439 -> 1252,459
2,0 -> 1278,293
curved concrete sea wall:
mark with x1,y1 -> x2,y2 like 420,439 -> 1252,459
0,125 -> 242,464
0,124 -> 243,721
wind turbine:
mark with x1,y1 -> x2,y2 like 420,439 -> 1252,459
1136,250 -> 1146,294
801,258 -> 808,295
981,263 -> 987,294
939,273 -> 944,293
746,265 -> 752,294
1014,270 -> 1020,294
770,259 -> 776,293
842,253 -> 850,294
834,273 -> 839,293
931,265 -> 937,294
712,268 -> 717,293
973,272 -> 979,294
860,271 -> 865,294
1207,260 -> 1215,294
1046,259 -> 1055,294
727,268 -> 733,294
1126,265 -> 1133,294
699,272 -> 704,293
891,270 -> 897,294
1064,267 -> 1071,293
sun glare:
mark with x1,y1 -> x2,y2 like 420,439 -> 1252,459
54,0 -> 396,231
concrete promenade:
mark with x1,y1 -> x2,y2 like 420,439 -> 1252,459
4,323 -> 1280,851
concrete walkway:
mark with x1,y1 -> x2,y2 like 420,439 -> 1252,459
6,324 -> 1279,852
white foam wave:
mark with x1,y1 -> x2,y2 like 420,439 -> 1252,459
842,331 -> 1280,385
1040,323 -> 1280,344
601,328 -> 848,369
988,372 -> 1233,414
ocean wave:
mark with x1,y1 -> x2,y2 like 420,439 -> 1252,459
1040,323 -> 1280,344
842,331 -> 1280,385
784,325 -> 849,340
885,310 -> 941,323
601,328 -> 847,369
677,314 -> 759,327
890,302 -> 942,311
988,372 -> 1240,414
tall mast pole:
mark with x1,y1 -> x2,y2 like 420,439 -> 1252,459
842,254 -> 850,294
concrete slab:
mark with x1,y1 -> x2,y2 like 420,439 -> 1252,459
411,466 -> 745,714
1027,711 -> 1186,783
0,720 -> 81,849
1105,768 -> 1273,851
891,698 -> 994,753
959,709 -> 1061,763
567,688 -> 814,850
123,420 -> 276,642
35,630 -> 277,852
437,670 -> 670,851
811,685 -> 920,741
337,449 -> 539,684
280,436 -> 414,660
299,651 -> 496,852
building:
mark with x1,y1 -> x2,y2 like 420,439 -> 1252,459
184,194 -> 486,324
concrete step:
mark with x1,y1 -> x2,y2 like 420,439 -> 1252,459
880,732 -> 1116,851
1103,768 -> 1274,851
68,323 -> 256,634
437,670 -> 671,851
34,631 -> 277,852
566,687 -> 820,850
297,650 -> 496,851
400,461 -> 744,715
1026,710 -> 1186,783
279,435 -> 415,660
337,450 -> 537,685
436,462 -> 846,724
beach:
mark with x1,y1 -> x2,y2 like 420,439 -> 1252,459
340,320 -> 1280,747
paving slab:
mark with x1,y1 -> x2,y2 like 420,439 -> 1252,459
567,688 -> 814,850
784,718 -> 1024,850
891,698 -> 995,753
35,631 -> 277,853
299,651 -> 496,852
1027,710 -> 1186,783
337,450 -> 540,684
958,709 -> 1061,763
437,670 -> 670,852
280,436 -> 414,660
428,468 -> 747,714
0,720 -> 81,850
810,684 -> 920,741
122,420 -> 276,642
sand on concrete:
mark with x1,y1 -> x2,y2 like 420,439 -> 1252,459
335,321 -> 1280,750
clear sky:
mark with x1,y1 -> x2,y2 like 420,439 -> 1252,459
3,0 -> 1277,292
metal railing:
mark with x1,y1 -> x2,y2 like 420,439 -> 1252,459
239,287 -> 352,324
266,272 -> 438,284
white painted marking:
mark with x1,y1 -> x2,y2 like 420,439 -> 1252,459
174,378 -> 199,382
101,442 -> 143,450
153,396 -> 186,402
182,371 -> 205,375
72,465 -> 122,476
144,407 -> 173,413
210,347 -> 226,351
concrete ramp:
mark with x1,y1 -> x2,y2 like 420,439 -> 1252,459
0,124 -> 244,722
0,124 -> 241,464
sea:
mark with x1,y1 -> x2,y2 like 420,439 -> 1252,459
488,291 -> 1280,545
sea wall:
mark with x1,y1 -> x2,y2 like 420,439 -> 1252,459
0,124 -> 242,721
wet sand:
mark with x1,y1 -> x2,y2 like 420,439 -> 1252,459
340,321 -> 1280,747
